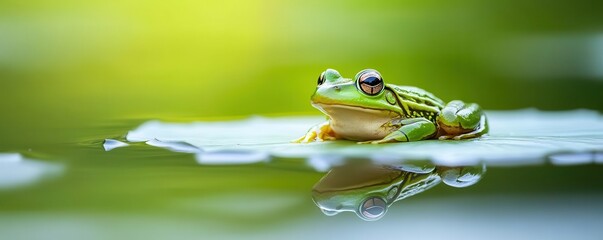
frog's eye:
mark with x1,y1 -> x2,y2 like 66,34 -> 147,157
356,70 -> 384,96
357,196 -> 387,221
317,71 -> 326,86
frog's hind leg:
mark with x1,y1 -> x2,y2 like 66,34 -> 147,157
437,100 -> 488,140
446,114 -> 488,140
359,118 -> 437,144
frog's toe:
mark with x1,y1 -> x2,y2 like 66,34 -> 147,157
439,135 -> 470,140
438,135 -> 454,140
322,135 -> 337,141
293,136 -> 311,143
438,133 -> 481,140
303,132 -> 318,143
292,131 -> 317,143
452,135 -> 471,140
453,131 -> 487,140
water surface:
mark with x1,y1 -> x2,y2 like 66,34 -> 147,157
1,116 -> 603,239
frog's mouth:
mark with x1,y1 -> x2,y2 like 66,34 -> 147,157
311,102 -> 400,119
311,102 -> 401,141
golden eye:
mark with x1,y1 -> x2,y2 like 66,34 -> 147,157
317,71 -> 325,86
356,70 -> 384,96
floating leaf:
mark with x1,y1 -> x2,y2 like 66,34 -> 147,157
102,139 -> 129,151
121,110 -> 603,167
0,153 -> 64,189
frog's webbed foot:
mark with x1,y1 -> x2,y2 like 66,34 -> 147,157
358,118 -> 437,144
437,100 -> 488,140
292,121 -> 337,143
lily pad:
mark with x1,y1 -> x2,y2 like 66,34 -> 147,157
119,109 -> 603,168
0,153 -> 64,189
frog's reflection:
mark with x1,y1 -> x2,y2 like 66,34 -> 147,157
311,162 -> 485,221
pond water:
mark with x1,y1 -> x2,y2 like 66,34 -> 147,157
1,112 -> 603,240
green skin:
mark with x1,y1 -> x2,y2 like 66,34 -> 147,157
294,69 -> 488,144
312,164 -> 470,221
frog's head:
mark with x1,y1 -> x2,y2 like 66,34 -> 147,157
311,164 -> 405,221
310,69 -> 401,117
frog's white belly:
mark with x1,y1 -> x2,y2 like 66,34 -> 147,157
313,104 -> 401,141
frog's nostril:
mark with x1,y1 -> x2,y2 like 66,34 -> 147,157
333,86 -> 341,91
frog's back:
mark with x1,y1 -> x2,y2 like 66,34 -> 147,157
388,84 -> 444,109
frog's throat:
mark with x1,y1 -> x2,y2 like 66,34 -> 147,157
311,103 -> 401,141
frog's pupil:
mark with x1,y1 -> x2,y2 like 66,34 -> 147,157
363,76 -> 381,86
359,73 -> 383,95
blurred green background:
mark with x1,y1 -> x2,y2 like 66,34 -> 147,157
2,1 -> 603,238
2,0 -> 603,148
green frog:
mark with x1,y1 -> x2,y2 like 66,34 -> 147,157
294,69 -> 488,144
312,163 -> 485,221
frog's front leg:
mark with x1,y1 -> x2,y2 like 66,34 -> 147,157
359,118 -> 437,144
293,121 -> 337,143
437,100 -> 488,140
